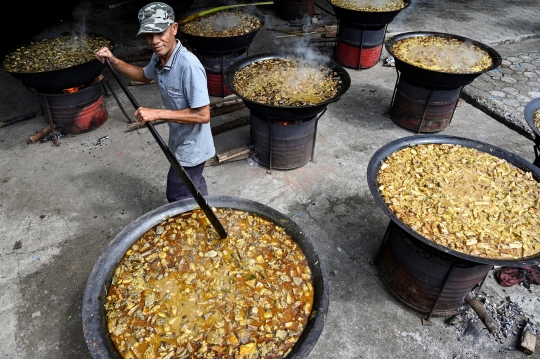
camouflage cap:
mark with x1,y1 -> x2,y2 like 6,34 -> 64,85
137,2 -> 175,36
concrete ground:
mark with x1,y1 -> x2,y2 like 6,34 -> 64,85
0,0 -> 539,358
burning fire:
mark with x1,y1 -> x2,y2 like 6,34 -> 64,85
63,86 -> 83,94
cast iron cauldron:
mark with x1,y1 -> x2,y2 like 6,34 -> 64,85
367,135 -> 540,267
224,53 -> 351,121
385,31 -> 502,87
1,33 -> 114,92
178,12 -> 264,54
330,0 -> 411,25
82,196 -> 329,359
524,97 -> 540,139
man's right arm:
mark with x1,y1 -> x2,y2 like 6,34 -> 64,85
95,47 -> 152,84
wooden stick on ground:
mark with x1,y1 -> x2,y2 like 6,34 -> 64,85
28,125 -> 51,144
206,145 -> 251,166
217,146 -> 251,163
118,49 -> 154,63
211,116 -> 250,136
465,293 -> 498,334
520,327 -> 537,355
210,103 -> 246,117
211,97 -> 242,109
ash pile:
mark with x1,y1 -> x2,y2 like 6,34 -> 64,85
446,279 -> 538,355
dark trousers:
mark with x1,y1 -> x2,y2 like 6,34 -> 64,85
166,162 -> 208,202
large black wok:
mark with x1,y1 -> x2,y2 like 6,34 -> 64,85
224,53 -> 351,121
524,97 -> 540,139
524,97 -> 540,167
385,31 -> 502,87
1,33 -> 114,92
367,135 -> 540,267
330,0 -> 411,25
178,13 -> 264,53
82,196 -> 329,359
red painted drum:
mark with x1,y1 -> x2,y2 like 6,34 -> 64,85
335,41 -> 383,69
206,72 -> 233,97
37,82 -> 108,134
197,50 -> 247,97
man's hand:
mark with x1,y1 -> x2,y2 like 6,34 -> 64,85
95,47 -> 116,64
135,107 -> 161,125
96,47 -> 150,84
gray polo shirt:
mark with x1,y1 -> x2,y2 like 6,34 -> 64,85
143,40 -> 215,167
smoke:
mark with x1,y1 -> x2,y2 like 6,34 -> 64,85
279,36 -> 337,104
243,3 -> 268,18
30,0 -> 91,46
70,0 -> 92,38
272,23 -> 331,67
284,64 -> 328,103
397,38 -> 490,73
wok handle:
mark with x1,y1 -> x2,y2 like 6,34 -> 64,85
104,59 -> 228,239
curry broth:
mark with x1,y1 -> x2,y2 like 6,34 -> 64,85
106,208 -> 314,359
376,144 -> 540,259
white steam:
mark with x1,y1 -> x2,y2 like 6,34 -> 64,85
395,37 -> 492,73
199,12 -> 243,32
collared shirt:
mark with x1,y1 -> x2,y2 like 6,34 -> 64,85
143,40 -> 215,167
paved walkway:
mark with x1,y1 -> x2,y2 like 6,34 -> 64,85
380,0 -> 540,139
387,0 -> 539,44
464,50 -> 540,139
1,1 -> 540,359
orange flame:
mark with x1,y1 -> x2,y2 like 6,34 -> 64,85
63,86 -> 83,94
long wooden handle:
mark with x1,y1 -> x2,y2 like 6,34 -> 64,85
177,2 -> 274,24
105,59 -> 228,239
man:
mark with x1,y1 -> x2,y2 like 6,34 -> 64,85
95,2 -> 215,202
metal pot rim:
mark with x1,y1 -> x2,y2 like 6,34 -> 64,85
524,97 -> 540,138
331,0 -> 411,14
384,31 -> 502,76
82,195 -> 329,359
178,12 -> 265,39
1,32 -> 115,75
223,52 -> 351,110
367,135 -> 540,267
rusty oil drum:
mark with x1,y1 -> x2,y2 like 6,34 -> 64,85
389,78 -> 462,133
250,113 -> 318,170
378,221 -> 492,316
